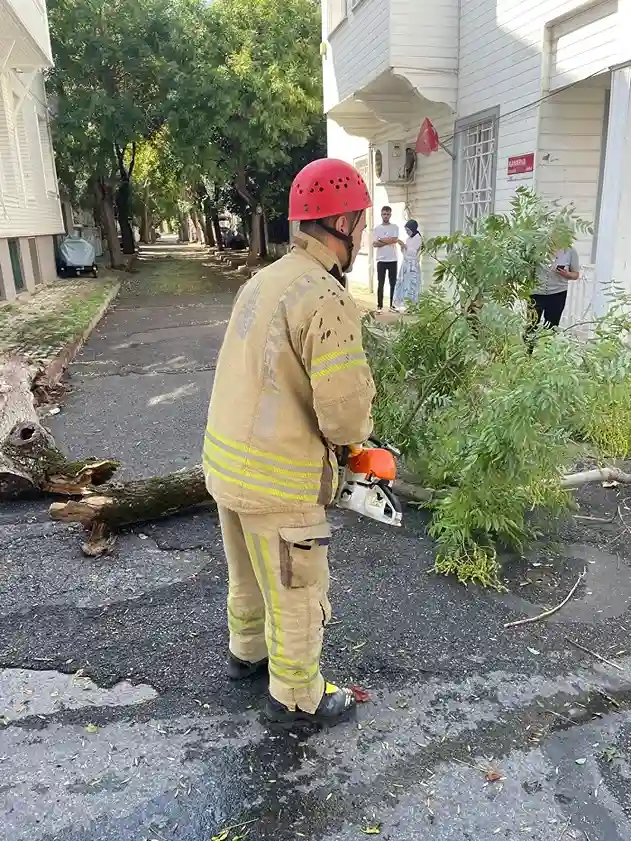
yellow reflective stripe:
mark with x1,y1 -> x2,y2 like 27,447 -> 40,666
260,535 -> 285,664
204,440 -> 321,486
245,533 -> 285,664
206,426 -> 321,468
312,345 -> 364,367
227,604 -> 264,634
203,454 -> 319,502
269,663 -> 321,687
312,358 -> 366,380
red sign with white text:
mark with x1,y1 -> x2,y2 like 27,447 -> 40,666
508,153 -> 535,176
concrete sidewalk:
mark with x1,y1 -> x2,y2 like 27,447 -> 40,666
1,242 -> 631,841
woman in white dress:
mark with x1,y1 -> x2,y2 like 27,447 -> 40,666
393,220 -> 423,310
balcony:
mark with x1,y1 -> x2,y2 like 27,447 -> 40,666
322,0 -> 458,138
1,0 -> 53,69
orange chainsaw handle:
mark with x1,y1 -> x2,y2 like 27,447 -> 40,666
347,448 -> 397,482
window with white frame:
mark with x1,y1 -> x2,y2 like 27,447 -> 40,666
327,0 -> 347,33
453,108 -> 499,233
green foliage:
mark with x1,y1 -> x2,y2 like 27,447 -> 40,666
48,0 -> 324,239
424,188 -> 592,308
364,190 -> 631,588
48,0 -> 201,200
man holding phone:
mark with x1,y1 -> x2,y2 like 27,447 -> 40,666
530,246 -> 580,328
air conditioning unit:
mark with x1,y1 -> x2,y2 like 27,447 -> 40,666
374,142 -> 417,184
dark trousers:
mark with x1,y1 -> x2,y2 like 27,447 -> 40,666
529,291 -> 567,328
377,261 -> 397,309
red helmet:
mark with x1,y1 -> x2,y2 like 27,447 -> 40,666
289,158 -> 372,221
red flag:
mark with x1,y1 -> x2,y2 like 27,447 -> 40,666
416,118 -> 440,156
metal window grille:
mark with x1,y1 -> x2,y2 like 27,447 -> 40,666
457,118 -> 497,232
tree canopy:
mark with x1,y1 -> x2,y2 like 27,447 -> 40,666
47,0 -> 324,261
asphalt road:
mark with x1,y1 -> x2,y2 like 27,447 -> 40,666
2,243 -> 631,841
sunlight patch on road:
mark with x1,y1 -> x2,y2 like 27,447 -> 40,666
0,668 -> 158,723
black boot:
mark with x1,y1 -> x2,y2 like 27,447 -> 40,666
266,682 -> 357,726
227,652 -> 268,681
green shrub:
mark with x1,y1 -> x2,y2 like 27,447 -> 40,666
363,189 -> 631,588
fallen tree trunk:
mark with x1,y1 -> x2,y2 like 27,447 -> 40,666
49,465 -> 211,529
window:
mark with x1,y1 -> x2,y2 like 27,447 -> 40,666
452,107 -> 499,232
38,114 -> 57,194
327,0 -> 347,33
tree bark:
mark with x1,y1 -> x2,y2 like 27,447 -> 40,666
49,466 -> 212,530
212,212 -> 224,251
179,212 -> 191,243
116,179 -> 135,254
95,179 -> 125,269
115,143 -> 136,255
190,207 -> 205,245
203,209 -> 216,248
0,357 -> 41,498
139,183 -> 151,244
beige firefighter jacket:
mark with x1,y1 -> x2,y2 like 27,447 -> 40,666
203,232 -> 375,513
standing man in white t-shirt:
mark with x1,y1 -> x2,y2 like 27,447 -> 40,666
373,206 -> 399,312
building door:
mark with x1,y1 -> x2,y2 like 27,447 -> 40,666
8,238 -> 24,291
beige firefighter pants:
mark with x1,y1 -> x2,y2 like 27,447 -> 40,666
217,505 -> 332,714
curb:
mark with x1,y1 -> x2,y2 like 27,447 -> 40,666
41,281 -> 121,387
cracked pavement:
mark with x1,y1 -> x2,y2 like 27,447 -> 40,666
2,242 -> 631,840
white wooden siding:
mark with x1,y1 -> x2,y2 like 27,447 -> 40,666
536,78 -> 608,331
323,0 -> 390,112
389,0 -> 459,73
323,0 -> 459,112
0,70 -> 64,238
549,0 -> 619,90
5,0 -> 53,64
458,0 -> 628,215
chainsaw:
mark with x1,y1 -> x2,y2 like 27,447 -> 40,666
335,437 -> 403,527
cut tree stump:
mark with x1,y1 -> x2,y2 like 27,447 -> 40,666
0,354 -> 119,500
0,355 -> 48,498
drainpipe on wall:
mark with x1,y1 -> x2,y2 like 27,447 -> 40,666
368,142 -> 375,294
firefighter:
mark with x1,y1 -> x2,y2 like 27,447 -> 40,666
202,158 -> 375,726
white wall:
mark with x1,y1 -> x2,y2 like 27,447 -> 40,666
0,69 -> 64,239
457,0 -> 627,214
6,0 -> 53,64
323,0 -> 390,112
536,76 -> 608,264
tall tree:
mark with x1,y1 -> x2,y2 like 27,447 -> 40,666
47,0 -> 206,264
180,0 -> 324,257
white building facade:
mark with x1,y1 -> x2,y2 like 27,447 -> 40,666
0,0 -> 64,301
323,0 -> 631,329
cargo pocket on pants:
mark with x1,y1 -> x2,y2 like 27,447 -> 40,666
278,522 -> 331,590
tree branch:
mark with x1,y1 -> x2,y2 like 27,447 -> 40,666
128,141 -> 137,179
114,142 -> 127,180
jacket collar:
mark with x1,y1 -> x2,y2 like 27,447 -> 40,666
292,232 -> 344,279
